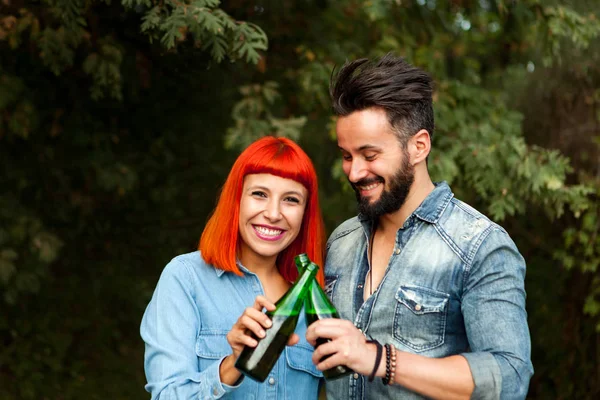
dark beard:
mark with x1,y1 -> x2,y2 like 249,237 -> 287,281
352,156 -> 414,220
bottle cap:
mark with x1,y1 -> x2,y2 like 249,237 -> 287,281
295,253 -> 310,264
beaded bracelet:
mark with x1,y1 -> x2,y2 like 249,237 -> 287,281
382,344 -> 397,385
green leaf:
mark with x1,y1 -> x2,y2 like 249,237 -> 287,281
140,6 -> 162,32
203,35 -> 228,62
192,9 -> 223,35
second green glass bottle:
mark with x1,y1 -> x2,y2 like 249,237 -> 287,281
295,254 -> 354,380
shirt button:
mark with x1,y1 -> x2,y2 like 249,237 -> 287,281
212,386 -> 219,395
357,284 -> 363,289
394,248 -> 401,255
268,377 -> 276,385
353,373 -> 359,379
415,304 -> 422,311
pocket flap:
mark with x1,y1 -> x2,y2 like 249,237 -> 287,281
395,286 -> 449,315
324,275 -> 338,297
285,345 -> 323,378
195,330 -> 230,359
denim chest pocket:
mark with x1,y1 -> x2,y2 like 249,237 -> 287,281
393,285 -> 449,352
195,330 -> 230,369
285,345 -> 323,378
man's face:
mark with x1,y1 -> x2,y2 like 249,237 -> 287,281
336,108 -> 414,219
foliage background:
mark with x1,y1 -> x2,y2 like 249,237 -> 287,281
1,0 -> 599,398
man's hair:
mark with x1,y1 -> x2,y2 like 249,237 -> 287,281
199,136 -> 325,286
330,53 -> 435,144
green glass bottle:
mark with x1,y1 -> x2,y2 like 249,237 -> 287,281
295,254 -> 354,380
235,261 -> 319,382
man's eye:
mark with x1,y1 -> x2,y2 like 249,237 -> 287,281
364,154 -> 376,161
342,154 -> 352,161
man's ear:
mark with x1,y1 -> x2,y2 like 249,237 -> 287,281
408,129 -> 431,165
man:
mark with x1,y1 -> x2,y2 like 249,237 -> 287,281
305,54 -> 533,399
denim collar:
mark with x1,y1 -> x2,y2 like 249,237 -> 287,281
413,181 -> 454,224
214,260 -> 252,278
358,181 -> 454,228
215,267 -> 226,277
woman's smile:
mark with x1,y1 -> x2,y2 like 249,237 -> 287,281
253,224 -> 286,241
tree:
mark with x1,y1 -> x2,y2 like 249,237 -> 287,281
1,1 -> 268,397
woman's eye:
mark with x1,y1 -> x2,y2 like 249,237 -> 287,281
251,191 -> 267,198
285,197 -> 300,204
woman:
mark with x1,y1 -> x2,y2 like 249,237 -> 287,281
141,136 -> 326,399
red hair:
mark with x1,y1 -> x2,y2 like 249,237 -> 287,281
199,136 -> 325,286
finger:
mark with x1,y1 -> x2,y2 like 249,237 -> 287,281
306,322 -> 350,343
314,349 -> 348,373
311,338 -> 338,365
242,307 -> 273,329
235,332 -> 259,348
312,339 -> 356,372
306,318 -> 347,339
227,329 -> 258,351
238,315 -> 268,339
305,321 -> 319,343
286,333 -> 300,346
253,295 -> 276,312
312,318 -> 354,329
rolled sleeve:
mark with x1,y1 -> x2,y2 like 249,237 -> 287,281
198,356 -> 243,398
462,352 -> 502,399
462,228 -> 534,399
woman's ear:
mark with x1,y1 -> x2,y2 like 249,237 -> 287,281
409,129 -> 431,165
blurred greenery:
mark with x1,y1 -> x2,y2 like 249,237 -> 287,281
1,0 -> 599,398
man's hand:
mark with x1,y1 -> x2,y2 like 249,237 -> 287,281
306,318 -> 381,376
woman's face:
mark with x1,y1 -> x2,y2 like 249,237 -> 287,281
238,173 -> 308,267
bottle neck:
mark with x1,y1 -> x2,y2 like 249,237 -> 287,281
307,279 -> 338,315
295,256 -> 339,317
273,263 -> 318,316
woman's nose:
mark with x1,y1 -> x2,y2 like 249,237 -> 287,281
263,200 -> 282,221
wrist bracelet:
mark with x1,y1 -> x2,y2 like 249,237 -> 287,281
382,344 -> 391,385
366,339 -> 383,382
382,343 -> 397,385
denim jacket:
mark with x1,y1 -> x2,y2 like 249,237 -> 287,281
141,251 -> 322,400
324,182 -> 533,400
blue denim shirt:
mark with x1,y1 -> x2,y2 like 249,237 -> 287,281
324,182 -> 533,400
140,251 -> 322,400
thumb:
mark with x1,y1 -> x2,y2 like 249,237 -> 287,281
286,333 -> 300,346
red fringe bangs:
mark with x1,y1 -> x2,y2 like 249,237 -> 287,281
199,136 -> 325,287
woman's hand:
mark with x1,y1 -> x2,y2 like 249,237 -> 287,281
220,295 -> 299,385
227,295 -> 276,358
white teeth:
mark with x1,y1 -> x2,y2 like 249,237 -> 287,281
255,226 -> 283,236
360,182 -> 380,191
